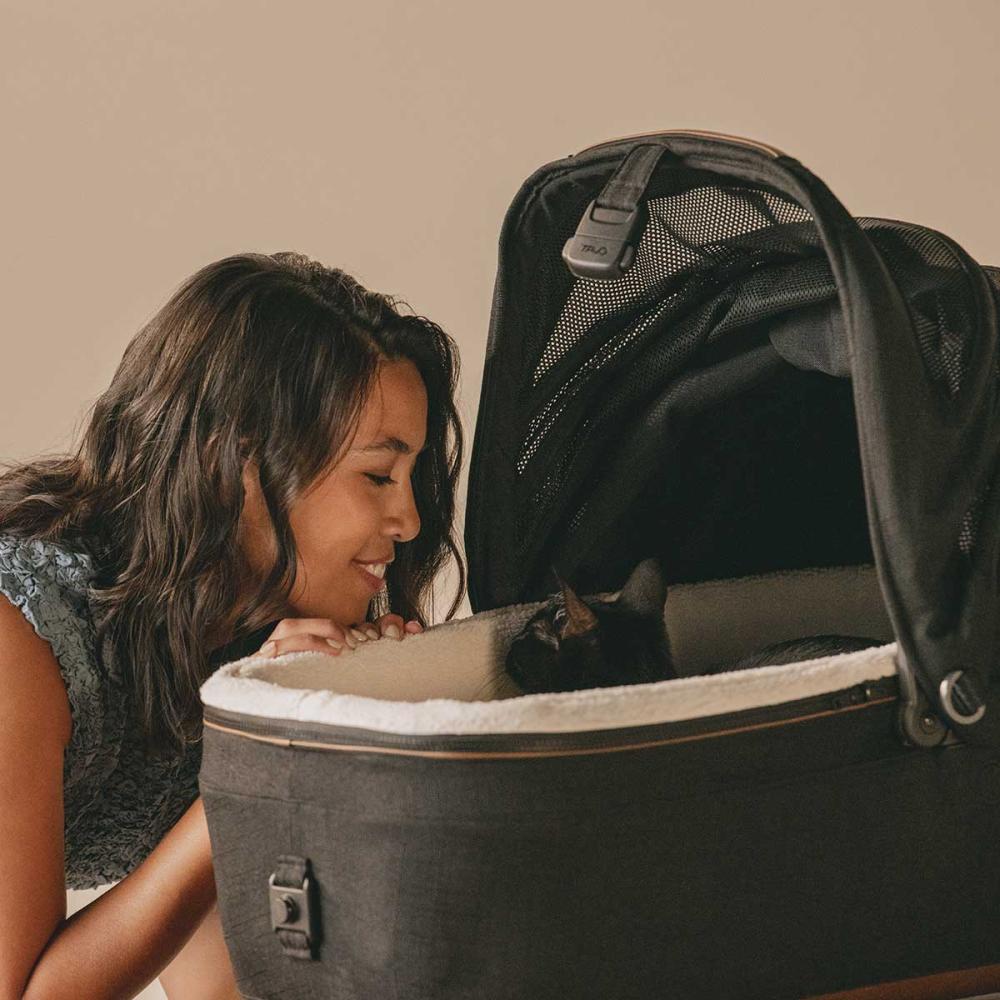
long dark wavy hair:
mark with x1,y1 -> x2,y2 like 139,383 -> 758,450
0,252 -> 465,759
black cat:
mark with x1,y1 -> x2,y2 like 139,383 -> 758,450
503,557 -> 881,695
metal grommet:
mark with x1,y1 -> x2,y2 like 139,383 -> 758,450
939,670 -> 986,725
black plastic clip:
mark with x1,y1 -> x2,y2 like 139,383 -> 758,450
894,650 -> 949,748
269,855 -> 320,960
561,142 -> 674,281
561,199 -> 646,280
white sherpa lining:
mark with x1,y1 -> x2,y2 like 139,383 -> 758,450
199,564 -> 899,737
200,643 -> 898,736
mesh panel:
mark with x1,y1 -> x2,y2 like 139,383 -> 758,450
959,483 -> 989,558
508,174 -> 990,589
516,181 -> 830,549
860,221 -> 976,398
534,188 -> 814,383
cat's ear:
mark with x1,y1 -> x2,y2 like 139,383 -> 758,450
616,557 -> 667,618
551,565 -> 598,637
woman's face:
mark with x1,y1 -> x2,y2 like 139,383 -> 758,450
240,358 -> 428,627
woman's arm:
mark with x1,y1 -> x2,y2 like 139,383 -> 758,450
158,900 -> 240,1000
0,594 -> 222,1000
22,797 -> 219,1000
0,594 -> 72,1000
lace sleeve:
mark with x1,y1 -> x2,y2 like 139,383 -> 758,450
0,534 -> 104,784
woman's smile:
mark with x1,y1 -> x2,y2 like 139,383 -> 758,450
352,559 -> 389,593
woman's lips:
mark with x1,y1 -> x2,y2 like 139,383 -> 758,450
353,561 -> 387,593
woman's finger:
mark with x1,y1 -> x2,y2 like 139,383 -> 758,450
264,618 -> 358,649
372,613 -> 406,639
259,634 -> 347,659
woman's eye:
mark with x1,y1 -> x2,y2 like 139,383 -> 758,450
365,473 -> 396,487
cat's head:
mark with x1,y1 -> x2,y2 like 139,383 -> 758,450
504,557 -> 673,695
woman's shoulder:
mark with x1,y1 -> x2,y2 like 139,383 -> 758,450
0,532 -> 111,757
0,530 -> 98,589
0,531 -> 100,642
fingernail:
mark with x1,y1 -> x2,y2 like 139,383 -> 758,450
261,641 -> 276,657
383,623 -> 401,639
404,621 -> 423,633
365,627 -> 379,641
350,628 -> 368,642
326,638 -> 343,649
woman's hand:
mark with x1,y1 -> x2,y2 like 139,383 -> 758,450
369,612 -> 425,640
257,615 -> 423,658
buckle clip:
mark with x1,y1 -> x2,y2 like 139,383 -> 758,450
269,872 -> 316,958
562,199 -> 646,280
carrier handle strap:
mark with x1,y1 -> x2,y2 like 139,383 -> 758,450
268,854 -> 320,960
594,143 -> 671,213
562,143 -> 676,280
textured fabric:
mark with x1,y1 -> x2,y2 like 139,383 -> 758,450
0,532 -> 203,889
201,702 -> 1000,999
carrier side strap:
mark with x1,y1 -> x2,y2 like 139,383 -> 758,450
595,143 -> 672,213
562,143 -> 676,280
268,854 -> 319,960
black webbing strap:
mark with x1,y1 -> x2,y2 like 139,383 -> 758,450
269,854 -> 317,960
595,143 -> 672,213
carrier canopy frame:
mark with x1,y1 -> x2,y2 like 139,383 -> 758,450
465,130 -> 1000,747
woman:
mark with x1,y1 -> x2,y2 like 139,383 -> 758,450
0,251 -> 465,998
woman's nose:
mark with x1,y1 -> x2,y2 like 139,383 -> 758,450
387,480 -> 421,542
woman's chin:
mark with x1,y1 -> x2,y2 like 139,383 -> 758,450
287,577 -> 373,624
280,602 -> 368,626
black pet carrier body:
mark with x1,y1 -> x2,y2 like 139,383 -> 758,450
199,130 -> 1000,999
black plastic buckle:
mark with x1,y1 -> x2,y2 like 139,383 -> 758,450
269,871 -> 317,959
562,199 -> 646,280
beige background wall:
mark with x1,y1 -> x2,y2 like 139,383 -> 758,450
3,1 -> 998,997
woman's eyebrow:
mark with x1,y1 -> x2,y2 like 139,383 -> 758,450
354,436 -> 428,455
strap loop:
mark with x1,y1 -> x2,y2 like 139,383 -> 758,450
562,143 -> 676,280
269,854 -> 319,960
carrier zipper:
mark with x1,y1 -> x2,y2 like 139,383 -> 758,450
572,128 -> 787,160
202,675 -> 899,759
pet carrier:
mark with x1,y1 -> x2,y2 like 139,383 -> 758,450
198,129 -> 1000,1000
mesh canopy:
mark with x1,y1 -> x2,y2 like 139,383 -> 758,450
466,133 -> 1000,745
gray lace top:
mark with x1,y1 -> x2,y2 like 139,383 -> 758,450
0,533 -> 203,889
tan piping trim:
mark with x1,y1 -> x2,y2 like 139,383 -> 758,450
803,960 -> 1000,1000
575,128 -> 786,159
203,694 -> 896,760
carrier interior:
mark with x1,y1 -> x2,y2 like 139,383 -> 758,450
200,562 -> 899,737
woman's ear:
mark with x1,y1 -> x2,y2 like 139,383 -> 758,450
235,457 -> 278,576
